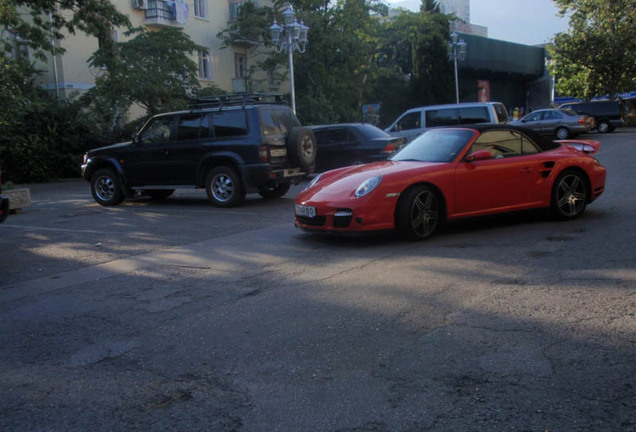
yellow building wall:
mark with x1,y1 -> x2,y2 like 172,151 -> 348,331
35,0 -> 288,104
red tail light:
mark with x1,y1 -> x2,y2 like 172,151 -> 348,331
382,143 -> 396,154
578,117 -> 587,125
259,146 -> 269,163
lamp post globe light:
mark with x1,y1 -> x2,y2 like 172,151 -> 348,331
448,32 -> 467,104
269,3 -> 309,114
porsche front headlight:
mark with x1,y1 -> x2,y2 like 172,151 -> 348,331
355,176 -> 382,198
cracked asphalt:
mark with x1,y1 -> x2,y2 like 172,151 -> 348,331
1,129 -> 635,431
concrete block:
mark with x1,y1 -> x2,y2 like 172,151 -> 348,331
4,188 -> 32,211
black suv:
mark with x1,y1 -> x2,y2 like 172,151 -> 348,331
559,100 -> 625,133
81,95 -> 317,207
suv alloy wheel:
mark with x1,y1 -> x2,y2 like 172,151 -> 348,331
205,166 -> 245,207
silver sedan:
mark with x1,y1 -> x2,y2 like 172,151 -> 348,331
511,108 -> 593,140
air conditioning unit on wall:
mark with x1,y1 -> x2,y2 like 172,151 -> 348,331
132,0 -> 148,9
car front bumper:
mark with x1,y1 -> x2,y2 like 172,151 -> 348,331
294,194 -> 398,233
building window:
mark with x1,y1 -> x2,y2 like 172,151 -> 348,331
229,0 -> 258,20
229,0 -> 245,20
198,50 -> 213,80
234,53 -> 247,78
267,68 -> 280,87
194,0 -> 208,18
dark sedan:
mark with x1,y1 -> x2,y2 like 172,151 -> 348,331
309,123 -> 406,172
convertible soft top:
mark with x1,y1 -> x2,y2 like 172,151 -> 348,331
462,124 -> 562,151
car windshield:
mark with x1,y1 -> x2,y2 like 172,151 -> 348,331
356,124 -> 390,139
391,129 -> 475,163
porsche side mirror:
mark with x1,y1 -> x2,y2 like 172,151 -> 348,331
466,150 -> 493,162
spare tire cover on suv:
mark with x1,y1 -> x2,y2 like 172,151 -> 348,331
287,127 -> 317,169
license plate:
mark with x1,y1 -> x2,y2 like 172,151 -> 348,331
270,148 -> 286,157
295,204 -> 316,218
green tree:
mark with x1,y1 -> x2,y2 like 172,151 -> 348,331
550,0 -> 636,99
373,2 -> 453,125
0,0 -> 132,182
89,28 -> 203,116
291,0 -> 389,123
1,0 -> 130,61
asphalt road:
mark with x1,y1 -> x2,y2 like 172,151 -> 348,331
1,129 -> 635,431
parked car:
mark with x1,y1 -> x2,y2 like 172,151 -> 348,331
511,108 -> 593,140
559,100 -> 625,133
385,102 -> 509,142
0,166 -> 8,223
309,123 -> 406,172
81,94 -> 317,207
295,125 -> 606,240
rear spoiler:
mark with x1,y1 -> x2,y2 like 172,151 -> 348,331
557,139 -> 601,155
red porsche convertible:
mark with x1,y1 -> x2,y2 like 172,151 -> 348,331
294,125 -> 606,240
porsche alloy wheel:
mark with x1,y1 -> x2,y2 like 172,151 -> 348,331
396,185 -> 441,240
551,170 -> 588,219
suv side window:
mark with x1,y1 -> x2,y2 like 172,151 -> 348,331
177,113 -> 211,140
260,107 -> 300,136
140,117 -> 173,144
426,108 -> 458,127
212,111 -> 248,137
261,108 -> 281,136
395,112 -> 421,131
493,104 -> 509,123
458,107 -> 490,124
274,108 -> 301,134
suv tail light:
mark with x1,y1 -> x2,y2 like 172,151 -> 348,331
259,146 -> 269,163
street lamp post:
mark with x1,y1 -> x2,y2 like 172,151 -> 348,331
269,3 -> 309,114
448,32 -> 467,104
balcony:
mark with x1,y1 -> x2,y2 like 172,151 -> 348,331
232,78 -> 246,93
144,0 -> 186,28
232,79 -> 268,93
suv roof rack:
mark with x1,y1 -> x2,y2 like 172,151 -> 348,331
189,93 -> 288,110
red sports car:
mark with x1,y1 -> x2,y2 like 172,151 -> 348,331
294,125 -> 606,240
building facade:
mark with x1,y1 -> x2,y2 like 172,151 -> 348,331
438,0 -> 469,22
34,0 -> 283,101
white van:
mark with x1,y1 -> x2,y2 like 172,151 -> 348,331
385,102 -> 510,142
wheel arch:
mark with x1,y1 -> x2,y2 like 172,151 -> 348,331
196,152 -> 248,187
85,157 -> 128,189
395,181 -> 448,224
553,166 -> 593,204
